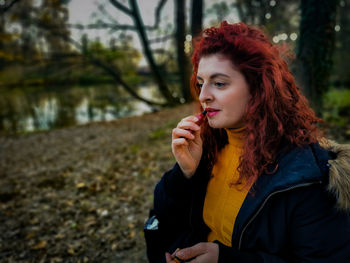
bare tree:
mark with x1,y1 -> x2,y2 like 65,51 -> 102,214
191,0 -> 203,38
37,25 -> 166,107
2,0 -> 201,107
175,0 -> 191,102
109,0 -> 179,105
52,0 -> 202,105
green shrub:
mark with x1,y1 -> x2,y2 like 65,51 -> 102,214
323,88 -> 350,126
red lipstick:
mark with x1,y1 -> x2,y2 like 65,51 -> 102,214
205,107 -> 220,117
195,110 -> 207,126
183,110 -> 206,136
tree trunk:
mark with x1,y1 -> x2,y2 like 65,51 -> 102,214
296,0 -> 338,115
191,0 -> 203,38
334,0 -> 350,85
129,0 -> 178,105
175,0 -> 191,102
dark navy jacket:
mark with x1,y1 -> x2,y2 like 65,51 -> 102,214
153,143 -> 350,262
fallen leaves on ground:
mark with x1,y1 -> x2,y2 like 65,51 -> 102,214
0,103 -> 347,262
0,103 -> 193,262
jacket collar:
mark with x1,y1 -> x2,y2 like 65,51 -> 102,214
319,140 -> 350,212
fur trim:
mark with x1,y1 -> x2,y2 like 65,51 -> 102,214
319,139 -> 350,212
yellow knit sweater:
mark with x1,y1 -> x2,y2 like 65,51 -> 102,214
203,127 -> 250,246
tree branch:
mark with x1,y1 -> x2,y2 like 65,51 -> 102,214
89,56 -> 166,106
232,1 -> 247,23
107,0 -> 167,30
109,0 -> 132,15
84,0 -> 168,37
97,3 -> 119,24
0,0 -> 22,14
148,34 -> 174,44
154,0 -> 167,28
35,21 -> 166,107
67,22 -> 156,31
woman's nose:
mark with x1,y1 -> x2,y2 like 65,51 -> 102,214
199,83 -> 213,103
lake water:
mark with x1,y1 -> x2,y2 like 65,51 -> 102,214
0,84 -> 164,134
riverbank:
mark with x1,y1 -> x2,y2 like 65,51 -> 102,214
0,103 -> 194,262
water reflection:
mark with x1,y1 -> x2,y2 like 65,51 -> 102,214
0,84 -> 161,134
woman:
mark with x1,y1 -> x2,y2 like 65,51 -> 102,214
145,22 -> 350,263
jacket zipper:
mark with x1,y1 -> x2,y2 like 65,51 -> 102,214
238,181 -> 322,250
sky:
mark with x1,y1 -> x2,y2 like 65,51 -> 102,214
68,0 -> 239,66
68,0 -> 240,46
68,0 -> 180,66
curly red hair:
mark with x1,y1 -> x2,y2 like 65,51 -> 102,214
191,21 -> 322,187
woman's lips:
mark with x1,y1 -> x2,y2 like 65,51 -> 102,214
207,111 -> 219,117
205,108 -> 220,117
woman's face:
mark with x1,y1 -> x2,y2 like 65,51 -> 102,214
197,54 -> 251,129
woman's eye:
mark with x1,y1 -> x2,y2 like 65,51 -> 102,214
196,83 -> 203,89
215,82 -> 225,88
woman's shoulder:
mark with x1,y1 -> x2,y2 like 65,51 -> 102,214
276,139 -> 350,213
254,140 -> 346,198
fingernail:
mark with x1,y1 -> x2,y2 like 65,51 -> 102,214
173,248 -> 180,256
194,117 -> 199,122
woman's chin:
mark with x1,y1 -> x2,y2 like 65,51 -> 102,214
207,120 -> 224,129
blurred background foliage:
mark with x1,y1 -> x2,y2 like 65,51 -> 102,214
0,1 -> 349,261
0,0 -> 349,140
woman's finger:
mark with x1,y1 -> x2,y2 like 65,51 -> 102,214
175,243 -> 206,260
177,120 -> 200,131
172,128 -> 195,140
180,115 -> 199,123
172,138 -> 189,147
165,252 -> 176,263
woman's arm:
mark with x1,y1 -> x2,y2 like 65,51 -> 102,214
154,163 -> 196,227
154,113 -> 205,226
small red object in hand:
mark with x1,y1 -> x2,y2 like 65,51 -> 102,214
195,110 -> 207,126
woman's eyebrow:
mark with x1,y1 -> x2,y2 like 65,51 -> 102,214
196,73 -> 230,81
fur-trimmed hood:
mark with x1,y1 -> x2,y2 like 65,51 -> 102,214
319,139 -> 350,212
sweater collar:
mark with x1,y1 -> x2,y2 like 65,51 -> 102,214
225,127 -> 246,148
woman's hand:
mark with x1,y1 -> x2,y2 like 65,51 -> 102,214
165,242 -> 219,263
172,115 -> 203,178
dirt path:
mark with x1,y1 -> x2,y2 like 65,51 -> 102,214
0,103 -> 194,263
